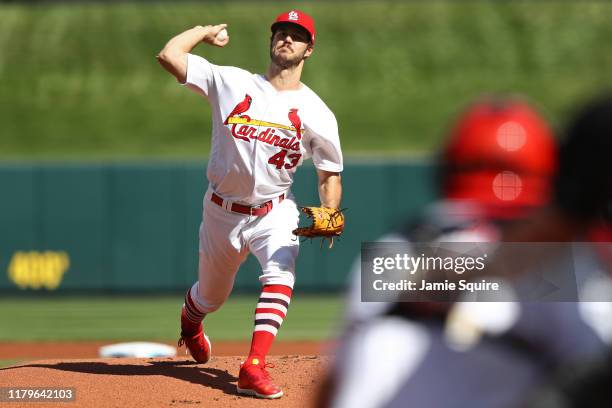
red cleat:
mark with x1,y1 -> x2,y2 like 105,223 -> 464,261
237,357 -> 283,399
177,328 -> 211,363
178,309 -> 211,364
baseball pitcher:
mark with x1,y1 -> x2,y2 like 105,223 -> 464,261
157,9 -> 343,399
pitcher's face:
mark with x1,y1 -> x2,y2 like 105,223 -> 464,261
269,23 -> 313,69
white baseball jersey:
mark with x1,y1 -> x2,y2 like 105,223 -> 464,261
183,53 -> 343,204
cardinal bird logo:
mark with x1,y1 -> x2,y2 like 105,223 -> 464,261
224,94 -> 253,125
288,108 -> 302,140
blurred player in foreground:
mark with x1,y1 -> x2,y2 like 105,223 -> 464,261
506,94 -> 612,408
320,95 -> 612,408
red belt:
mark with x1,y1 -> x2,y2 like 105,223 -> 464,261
211,192 -> 284,216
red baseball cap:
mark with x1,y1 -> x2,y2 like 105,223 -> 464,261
271,10 -> 316,44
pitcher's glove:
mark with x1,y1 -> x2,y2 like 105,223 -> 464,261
292,206 -> 345,248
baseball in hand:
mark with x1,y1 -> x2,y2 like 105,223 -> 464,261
216,28 -> 228,41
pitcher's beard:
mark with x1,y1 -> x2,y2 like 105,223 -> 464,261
270,48 -> 307,69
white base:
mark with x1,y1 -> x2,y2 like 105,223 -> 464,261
99,342 -> 176,358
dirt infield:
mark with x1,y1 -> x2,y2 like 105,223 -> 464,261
0,355 -> 329,407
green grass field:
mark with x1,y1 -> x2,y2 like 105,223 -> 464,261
0,294 -> 344,342
2,1 -> 612,158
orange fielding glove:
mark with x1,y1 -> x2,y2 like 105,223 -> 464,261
292,206 -> 345,248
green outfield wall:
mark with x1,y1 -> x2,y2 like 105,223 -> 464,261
0,161 -> 436,293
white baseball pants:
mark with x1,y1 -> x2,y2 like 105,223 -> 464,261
190,187 -> 300,313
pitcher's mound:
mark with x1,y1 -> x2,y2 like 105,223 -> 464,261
0,355 -> 329,407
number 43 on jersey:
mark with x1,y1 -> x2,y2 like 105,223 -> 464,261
268,149 -> 301,170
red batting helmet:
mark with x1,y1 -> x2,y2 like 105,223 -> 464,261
271,10 -> 316,44
441,97 -> 558,218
